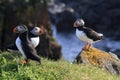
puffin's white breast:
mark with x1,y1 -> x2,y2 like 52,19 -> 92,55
76,29 -> 94,43
30,36 -> 40,47
15,37 -> 27,59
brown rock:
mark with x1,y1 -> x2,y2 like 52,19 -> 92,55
73,47 -> 120,75
37,33 -> 62,61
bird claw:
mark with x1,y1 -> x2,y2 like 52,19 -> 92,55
82,43 -> 91,51
82,46 -> 89,51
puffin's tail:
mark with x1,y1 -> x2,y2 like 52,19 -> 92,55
35,56 -> 41,64
30,55 -> 41,64
4,43 -> 18,51
98,33 -> 103,40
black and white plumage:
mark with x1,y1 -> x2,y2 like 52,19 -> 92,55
6,26 -> 43,51
73,18 -> 103,50
29,26 -> 43,48
13,25 -> 41,64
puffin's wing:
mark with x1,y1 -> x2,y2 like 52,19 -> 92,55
84,28 -> 103,41
22,42 -> 41,62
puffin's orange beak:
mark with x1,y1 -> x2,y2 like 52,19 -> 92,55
73,21 -> 77,27
13,27 -> 17,33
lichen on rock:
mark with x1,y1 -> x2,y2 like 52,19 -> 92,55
73,47 -> 120,75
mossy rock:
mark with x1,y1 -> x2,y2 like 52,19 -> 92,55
73,47 -> 120,75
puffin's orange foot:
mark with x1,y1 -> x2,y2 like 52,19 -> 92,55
82,43 -> 91,51
21,60 -> 27,65
82,46 -> 91,51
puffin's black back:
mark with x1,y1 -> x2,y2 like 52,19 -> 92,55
82,27 -> 103,41
16,25 -> 41,63
76,26 -> 103,41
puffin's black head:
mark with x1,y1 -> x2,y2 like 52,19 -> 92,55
30,26 -> 45,35
13,24 -> 28,33
73,18 -> 85,28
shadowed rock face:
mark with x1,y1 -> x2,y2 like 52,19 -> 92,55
111,49 -> 120,59
47,0 -> 120,40
73,47 -> 120,75
37,33 -> 62,61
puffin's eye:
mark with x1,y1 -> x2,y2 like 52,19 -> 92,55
19,26 -> 23,29
35,28 -> 38,30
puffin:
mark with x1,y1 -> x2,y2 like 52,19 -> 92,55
6,26 -> 44,51
13,24 -> 41,64
73,18 -> 103,50
29,26 -> 45,48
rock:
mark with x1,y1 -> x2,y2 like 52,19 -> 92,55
109,52 -> 120,60
55,11 -> 77,32
46,0 -> 77,33
37,33 -> 62,61
111,49 -> 120,59
50,41 -> 62,60
73,47 -> 120,75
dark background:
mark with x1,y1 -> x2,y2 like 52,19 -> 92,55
47,0 -> 120,41
0,0 -> 50,50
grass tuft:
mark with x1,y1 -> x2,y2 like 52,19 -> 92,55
0,51 -> 120,80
